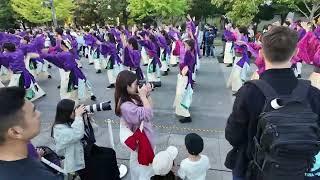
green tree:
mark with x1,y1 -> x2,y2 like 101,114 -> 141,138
74,0 -> 103,27
98,0 -> 129,26
188,0 -> 225,21
128,0 -> 189,24
212,0 -> 264,26
10,0 -> 75,24
0,0 -> 18,29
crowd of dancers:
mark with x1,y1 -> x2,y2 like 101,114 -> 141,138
0,15 -> 201,123
1,15 -> 319,123
222,18 -> 320,94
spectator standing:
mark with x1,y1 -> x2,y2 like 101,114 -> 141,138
225,26 -> 320,180
115,70 -> 155,180
205,26 -> 217,58
151,146 -> 179,180
178,133 -> 210,180
0,87 -> 61,180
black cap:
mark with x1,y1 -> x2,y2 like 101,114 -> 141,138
185,133 -> 204,155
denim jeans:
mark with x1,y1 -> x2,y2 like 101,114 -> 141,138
205,44 -> 215,57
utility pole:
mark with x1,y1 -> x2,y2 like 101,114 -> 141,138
50,0 -> 58,27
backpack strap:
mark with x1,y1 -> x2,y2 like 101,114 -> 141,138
290,79 -> 311,103
246,80 -> 278,100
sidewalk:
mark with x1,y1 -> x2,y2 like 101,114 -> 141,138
32,124 -> 232,180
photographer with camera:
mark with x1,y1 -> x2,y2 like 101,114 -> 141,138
115,70 -> 155,179
51,99 -> 120,180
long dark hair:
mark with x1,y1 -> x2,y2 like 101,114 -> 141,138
184,39 -> 195,52
128,37 -> 139,50
114,70 -> 141,116
107,33 -> 116,44
161,30 -> 172,46
51,99 -> 75,137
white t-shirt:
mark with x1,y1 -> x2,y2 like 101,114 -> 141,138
178,155 -> 210,180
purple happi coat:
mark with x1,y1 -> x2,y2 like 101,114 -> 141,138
139,39 -> 162,71
101,41 -> 121,66
123,46 -> 143,80
180,50 -> 196,88
66,34 -> 80,60
41,51 -> 86,86
84,33 -> 97,47
157,35 -> 170,55
0,50 -> 35,88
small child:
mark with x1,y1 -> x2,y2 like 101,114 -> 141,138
178,133 -> 210,180
151,146 -> 179,180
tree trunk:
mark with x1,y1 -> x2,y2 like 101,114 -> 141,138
21,20 -> 26,30
122,9 -> 128,27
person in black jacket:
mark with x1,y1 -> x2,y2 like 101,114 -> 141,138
225,26 -> 320,180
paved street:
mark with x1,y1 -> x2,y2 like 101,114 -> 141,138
28,46 -> 314,180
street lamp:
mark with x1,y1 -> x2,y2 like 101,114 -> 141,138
43,0 -> 58,27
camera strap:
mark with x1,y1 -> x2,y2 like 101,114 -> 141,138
81,115 -> 96,155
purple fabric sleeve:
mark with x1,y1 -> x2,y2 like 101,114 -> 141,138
120,102 -> 153,124
120,101 -> 155,147
28,142 -> 39,159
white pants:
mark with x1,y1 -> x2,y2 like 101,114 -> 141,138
59,69 -> 78,104
227,56 -> 243,92
0,66 -> 10,82
173,74 -> 190,117
141,47 -> 149,65
160,48 -> 169,72
36,61 -> 51,79
147,59 -> 161,82
9,73 -> 45,101
224,42 -> 234,64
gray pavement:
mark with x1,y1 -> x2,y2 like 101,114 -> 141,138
29,45 -> 314,180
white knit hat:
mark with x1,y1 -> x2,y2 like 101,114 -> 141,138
152,146 -> 178,176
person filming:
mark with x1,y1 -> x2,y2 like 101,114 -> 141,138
51,99 -> 120,180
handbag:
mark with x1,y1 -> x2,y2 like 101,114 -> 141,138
180,84 -> 193,110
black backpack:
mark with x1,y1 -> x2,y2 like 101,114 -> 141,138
248,79 -> 320,180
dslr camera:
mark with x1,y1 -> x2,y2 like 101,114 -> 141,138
84,101 -> 112,113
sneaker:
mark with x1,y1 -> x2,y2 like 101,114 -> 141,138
91,95 -> 97,101
226,64 -> 233,67
89,62 -> 94,65
179,117 -> 192,123
96,70 -> 102,74
107,84 -> 115,89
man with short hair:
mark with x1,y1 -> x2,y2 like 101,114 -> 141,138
0,87 -> 61,180
225,26 -> 320,180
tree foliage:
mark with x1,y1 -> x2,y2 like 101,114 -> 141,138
212,0 -> 264,26
0,0 -> 18,29
187,0 -> 225,20
10,0 -> 75,24
99,0 -> 128,25
128,0 -> 189,23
